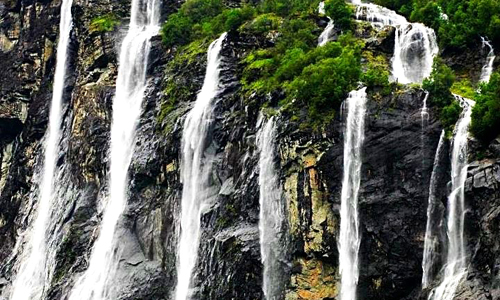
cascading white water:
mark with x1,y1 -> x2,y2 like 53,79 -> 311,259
392,23 -> 439,84
9,1 -> 73,299
428,95 -> 475,300
480,37 -> 495,83
354,2 -> 438,83
355,3 -> 406,27
174,32 -> 227,300
422,130 -> 445,289
318,19 -> 334,47
421,91 -> 429,128
68,1 -> 160,299
317,1 -> 334,47
318,1 -> 325,14
420,91 -> 430,179
257,115 -> 286,300
339,87 -> 368,300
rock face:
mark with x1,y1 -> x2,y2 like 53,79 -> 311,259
0,1 -> 499,300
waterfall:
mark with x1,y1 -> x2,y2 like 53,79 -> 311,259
9,0 -> 73,299
428,95 -> 475,300
420,91 -> 430,180
317,1 -> 334,47
257,115 -> 286,300
318,1 -> 325,14
68,0 -> 160,299
480,37 -> 495,83
354,3 -> 438,83
174,32 -> 227,300
318,19 -> 334,47
421,91 -> 429,130
422,131 -> 445,289
339,87 -> 368,300
392,23 -> 439,84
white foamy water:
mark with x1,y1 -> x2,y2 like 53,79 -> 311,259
480,37 -> 495,83
318,1 -> 325,14
9,0 -> 73,299
422,130 -> 445,289
354,2 -> 438,83
257,115 -> 286,300
318,18 -> 335,47
174,32 -> 227,300
339,88 -> 368,300
317,1 -> 334,47
428,95 -> 475,300
421,91 -> 429,127
68,0 -> 160,299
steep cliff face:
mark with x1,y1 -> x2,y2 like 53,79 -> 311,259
0,1 -> 499,300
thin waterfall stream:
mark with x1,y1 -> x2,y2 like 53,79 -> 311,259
480,37 -> 495,83
257,115 -> 286,300
339,87 -> 368,300
9,0 -> 73,299
174,32 -> 227,300
428,95 -> 475,300
317,1 -> 334,47
422,130 -> 445,289
68,0 -> 160,299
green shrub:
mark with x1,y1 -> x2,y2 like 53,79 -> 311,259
361,52 -> 390,89
440,100 -> 462,135
423,57 -> 455,108
423,57 -> 464,135
161,0 -> 225,47
224,6 -> 256,31
259,0 -> 320,17
285,40 -> 362,117
245,13 -> 283,33
181,0 -> 224,22
161,14 -> 193,47
409,1 -> 442,30
470,72 -> 500,143
324,0 -> 354,30
275,18 -> 318,52
451,78 -> 476,99
89,14 -> 120,33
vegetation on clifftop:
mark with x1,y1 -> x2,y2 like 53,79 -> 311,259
373,0 -> 500,49
471,72 -> 500,144
160,0 -> 392,129
160,0 -> 499,140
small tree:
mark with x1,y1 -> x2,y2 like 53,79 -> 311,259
324,0 -> 354,31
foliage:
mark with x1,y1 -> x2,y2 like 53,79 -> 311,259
373,0 -> 500,49
470,72 -> 500,143
422,57 -> 464,134
161,0 -> 366,128
440,100 -> 462,135
259,0 -> 321,17
423,57 -> 455,107
244,13 -> 283,33
161,0 -> 256,47
89,14 -> 120,33
324,0 -> 354,30
409,1 -> 442,30
451,78 -> 476,99
361,52 -> 390,89
285,47 -> 362,117
242,33 -> 363,122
